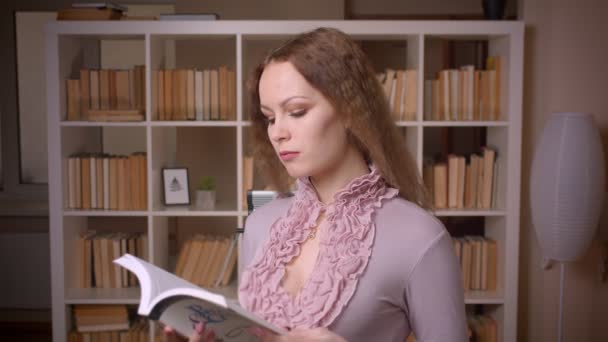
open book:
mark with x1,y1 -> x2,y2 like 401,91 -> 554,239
114,254 -> 286,340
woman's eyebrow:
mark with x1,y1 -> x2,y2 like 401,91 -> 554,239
260,96 -> 310,112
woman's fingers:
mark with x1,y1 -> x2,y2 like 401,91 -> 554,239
189,322 -> 216,342
163,326 -> 184,342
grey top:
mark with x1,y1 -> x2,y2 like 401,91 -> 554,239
239,196 -> 468,342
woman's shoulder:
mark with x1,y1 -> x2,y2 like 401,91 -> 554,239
375,196 -> 447,249
244,196 -> 293,237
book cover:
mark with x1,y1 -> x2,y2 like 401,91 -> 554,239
114,254 -> 285,340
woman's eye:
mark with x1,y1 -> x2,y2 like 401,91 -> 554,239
265,117 -> 275,125
289,110 -> 307,117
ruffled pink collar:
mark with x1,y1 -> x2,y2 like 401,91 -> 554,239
238,165 -> 399,330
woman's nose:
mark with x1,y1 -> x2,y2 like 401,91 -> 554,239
269,117 -> 290,142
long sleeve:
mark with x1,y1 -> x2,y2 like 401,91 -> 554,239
404,230 -> 468,342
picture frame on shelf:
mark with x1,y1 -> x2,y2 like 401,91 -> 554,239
162,168 -> 190,206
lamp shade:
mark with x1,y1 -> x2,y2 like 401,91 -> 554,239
530,112 -> 605,262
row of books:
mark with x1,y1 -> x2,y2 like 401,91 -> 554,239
72,304 -> 132,333
424,147 -> 497,210
66,66 -> 146,122
467,314 -> 498,342
377,69 -> 418,121
454,236 -> 497,291
66,153 -> 148,211
77,231 -> 148,289
424,56 -> 502,121
175,233 -> 239,288
152,67 -> 236,121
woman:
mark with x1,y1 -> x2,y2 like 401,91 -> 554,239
165,27 -> 467,342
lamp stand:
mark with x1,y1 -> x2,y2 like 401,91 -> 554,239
558,262 -> 565,342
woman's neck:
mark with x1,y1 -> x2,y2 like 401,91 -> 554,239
309,149 -> 369,205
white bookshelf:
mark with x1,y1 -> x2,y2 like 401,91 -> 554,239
47,20 -> 524,342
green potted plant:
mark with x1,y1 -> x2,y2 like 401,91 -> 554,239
195,176 -> 216,210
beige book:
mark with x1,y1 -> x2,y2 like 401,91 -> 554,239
155,70 -> 163,120
219,66 -> 228,120
215,236 -> 238,287
439,70 -> 450,120
449,69 -> 459,120
179,69 -> 188,120
129,69 -> 136,110
68,157 -> 77,208
164,70 -> 173,120
81,156 -> 91,210
99,235 -> 111,288
447,155 -> 459,209
487,70 -> 497,121
473,71 -> 481,120
382,68 -> 396,99
392,70 -> 405,121
96,158 -> 103,210
89,70 -> 100,113
464,163 -> 472,209
182,237 -> 204,283
486,238 -> 497,291
404,69 -> 417,121
433,163 -> 448,209
195,70 -> 203,121
228,69 -> 236,120
187,69 -> 195,120
99,69 -> 110,110
80,69 -> 91,118
129,154 -> 139,210
476,154 -> 485,209
89,157 -> 96,209
481,147 -> 496,209
487,56 -> 501,120
75,155 -> 82,208
175,239 -> 193,277
221,241 -> 238,286
67,79 -> 81,121
139,153 -> 147,210
197,237 -> 221,287
206,237 -> 231,287
203,70 -> 211,120
115,70 -> 130,110
456,156 -> 466,209
210,69 -> 219,120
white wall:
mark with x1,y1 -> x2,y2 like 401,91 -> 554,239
519,0 -> 608,340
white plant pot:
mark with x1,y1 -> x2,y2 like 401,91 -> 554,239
195,190 -> 216,210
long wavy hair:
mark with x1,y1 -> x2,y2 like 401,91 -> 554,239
247,27 -> 431,209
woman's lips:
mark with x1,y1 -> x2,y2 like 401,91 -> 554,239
279,151 -> 299,161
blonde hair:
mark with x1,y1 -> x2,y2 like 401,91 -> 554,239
247,27 -> 431,209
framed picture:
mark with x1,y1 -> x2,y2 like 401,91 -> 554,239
162,168 -> 190,206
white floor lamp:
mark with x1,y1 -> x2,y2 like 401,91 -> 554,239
530,112 -> 605,342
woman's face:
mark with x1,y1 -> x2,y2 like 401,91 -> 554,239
259,61 -> 350,179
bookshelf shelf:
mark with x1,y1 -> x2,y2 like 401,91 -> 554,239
464,290 -> 504,305
433,209 -> 506,217
63,210 -> 149,217
48,20 -> 523,342
150,121 -> 240,127
150,208 -> 242,217
65,288 -> 141,305
60,121 -> 147,127
422,121 -> 509,127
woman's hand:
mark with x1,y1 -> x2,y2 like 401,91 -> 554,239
249,326 -> 347,342
162,323 -> 216,342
